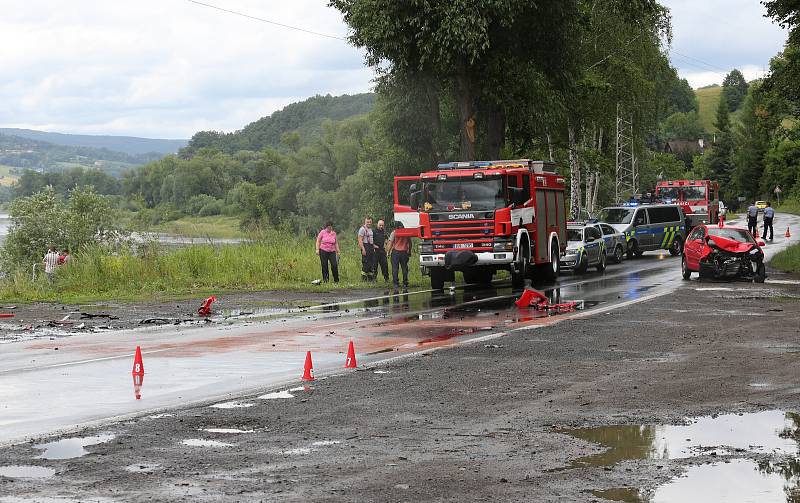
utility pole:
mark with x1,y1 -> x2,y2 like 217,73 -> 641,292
615,104 -> 638,202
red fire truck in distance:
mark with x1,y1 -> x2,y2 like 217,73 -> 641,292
393,159 -> 567,290
654,179 -> 720,227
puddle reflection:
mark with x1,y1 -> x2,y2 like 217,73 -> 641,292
35,434 -> 115,460
565,411 -> 800,503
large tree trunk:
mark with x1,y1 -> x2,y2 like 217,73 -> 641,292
425,78 -> 442,166
456,64 -> 477,161
568,122 -> 581,219
486,105 -> 505,160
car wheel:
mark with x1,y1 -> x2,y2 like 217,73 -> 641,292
754,262 -> 766,283
669,237 -> 683,256
596,251 -> 606,272
612,244 -> 624,264
681,256 -> 691,280
575,254 -> 588,274
627,240 -> 641,259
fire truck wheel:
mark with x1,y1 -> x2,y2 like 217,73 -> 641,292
612,244 -> 624,264
463,268 -> 493,286
537,239 -> 560,283
511,240 -> 530,288
669,237 -> 683,256
430,268 -> 446,291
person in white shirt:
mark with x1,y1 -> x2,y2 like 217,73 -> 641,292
42,247 -> 60,284
762,202 -> 775,241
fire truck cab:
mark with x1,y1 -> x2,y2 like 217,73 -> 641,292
655,180 -> 720,227
393,159 -> 567,290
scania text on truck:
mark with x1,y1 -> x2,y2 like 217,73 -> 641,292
393,159 -> 567,290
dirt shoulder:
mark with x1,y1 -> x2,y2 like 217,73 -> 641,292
1,278 -> 800,501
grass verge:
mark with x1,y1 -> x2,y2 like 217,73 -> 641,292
771,243 -> 800,274
0,231 -> 429,303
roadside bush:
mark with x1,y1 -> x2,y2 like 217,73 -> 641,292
1,186 -> 126,270
198,199 -> 224,217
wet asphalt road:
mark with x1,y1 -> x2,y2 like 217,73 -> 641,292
1,213 -> 797,446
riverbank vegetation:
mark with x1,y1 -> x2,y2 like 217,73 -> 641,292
0,231 -> 425,303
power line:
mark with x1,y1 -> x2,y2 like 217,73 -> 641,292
670,49 -> 732,75
669,53 -> 728,79
186,0 -> 348,41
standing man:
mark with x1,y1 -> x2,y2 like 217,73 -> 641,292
747,201 -> 759,237
387,222 -> 412,290
762,202 -> 775,241
42,246 -> 59,284
372,219 -> 389,283
357,217 -> 375,281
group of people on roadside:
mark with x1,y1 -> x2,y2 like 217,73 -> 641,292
314,216 -> 412,289
746,201 -> 776,241
42,246 -> 71,283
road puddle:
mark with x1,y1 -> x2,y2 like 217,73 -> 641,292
650,458 -> 800,502
591,488 -> 642,502
258,390 -> 294,400
561,411 -> 800,503
210,400 -> 255,409
0,465 -> 56,479
182,439 -> 233,447
558,410 -> 798,468
35,434 -> 115,460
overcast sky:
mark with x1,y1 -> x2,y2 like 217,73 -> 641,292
0,1 -> 789,139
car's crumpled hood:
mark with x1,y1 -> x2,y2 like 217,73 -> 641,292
710,235 -> 757,254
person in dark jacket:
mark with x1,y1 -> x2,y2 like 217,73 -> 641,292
372,219 -> 389,282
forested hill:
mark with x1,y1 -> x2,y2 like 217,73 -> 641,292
0,128 -> 186,156
0,132 -> 164,176
181,93 -> 376,156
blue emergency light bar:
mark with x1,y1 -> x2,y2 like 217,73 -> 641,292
437,161 -> 493,170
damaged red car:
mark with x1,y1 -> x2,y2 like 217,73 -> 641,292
682,224 -> 766,282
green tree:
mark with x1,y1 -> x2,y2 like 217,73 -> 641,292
722,69 -> 749,111
705,95 -> 735,199
329,0 -> 580,160
661,111 -> 704,140
2,187 -> 124,269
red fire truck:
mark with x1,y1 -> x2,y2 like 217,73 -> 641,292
654,179 -> 720,227
393,159 -> 567,290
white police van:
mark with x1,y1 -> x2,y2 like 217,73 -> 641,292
596,203 -> 687,259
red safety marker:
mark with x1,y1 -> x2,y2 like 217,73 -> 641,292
0,313 -> 14,318
301,351 -> 315,381
132,374 -> 144,400
197,295 -> 216,317
132,346 -> 145,376
344,341 -> 357,369
515,288 -> 548,308
786,227 -> 792,238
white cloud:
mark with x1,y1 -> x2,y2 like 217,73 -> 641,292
660,0 -> 788,88
0,0 -> 372,138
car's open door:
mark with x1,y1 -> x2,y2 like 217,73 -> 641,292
393,176 -> 420,237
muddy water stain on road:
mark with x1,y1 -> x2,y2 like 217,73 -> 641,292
561,411 -> 800,503
34,434 -> 115,460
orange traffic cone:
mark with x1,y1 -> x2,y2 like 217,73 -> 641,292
786,227 -> 791,238
301,351 -> 315,381
515,288 -> 548,308
132,374 -> 144,400
132,346 -> 144,375
344,341 -> 357,368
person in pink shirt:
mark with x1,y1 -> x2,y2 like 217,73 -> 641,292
315,220 -> 340,283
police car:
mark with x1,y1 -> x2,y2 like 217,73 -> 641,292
561,223 -> 607,274
597,203 -> 686,259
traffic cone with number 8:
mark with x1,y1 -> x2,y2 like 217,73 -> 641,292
132,346 -> 144,375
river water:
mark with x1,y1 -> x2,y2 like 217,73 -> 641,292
0,213 -> 9,245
